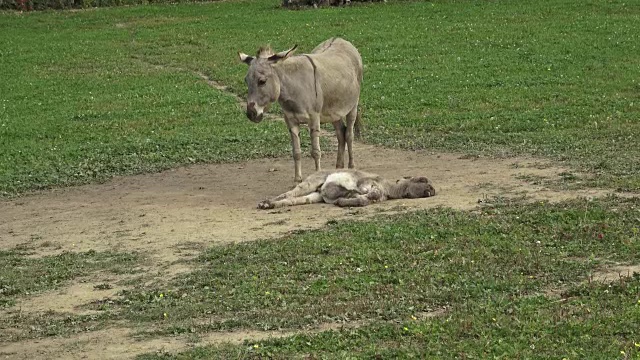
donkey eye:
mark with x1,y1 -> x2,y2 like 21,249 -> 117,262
258,78 -> 267,86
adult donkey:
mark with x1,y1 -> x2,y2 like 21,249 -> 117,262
238,37 -> 363,182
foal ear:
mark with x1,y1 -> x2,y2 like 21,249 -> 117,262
238,52 -> 254,65
268,45 -> 298,63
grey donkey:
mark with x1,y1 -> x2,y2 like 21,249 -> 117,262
239,37 -> 363,182
257,169 -> 436,209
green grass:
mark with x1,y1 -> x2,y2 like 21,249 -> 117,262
1,0 -> 640,195
0,249 -> 141,308
0,249 -> 142,341
0,8 -> 294,196
137,275 -> 640,358
72,198 -> 638,346
1,0 -> 640,357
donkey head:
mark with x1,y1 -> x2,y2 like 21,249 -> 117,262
396,176 -> 436,199
238,44 -> 297,123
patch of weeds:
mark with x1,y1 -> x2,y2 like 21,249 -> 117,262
116,275 -> 148,288
511,161 -> 555,170
108,198 -> 640,335
39,241 -> 56,249
136,273 -> 640,359
558,171 -> 578,182
516,174 -> 549,186
477,193 -> 530,207
262,219 -> 288,226
472,182 -> 495,190
0,250 -> 142,308
1,311 -> 115,342
93,283 -> 113,291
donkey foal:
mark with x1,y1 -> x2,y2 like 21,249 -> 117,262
258,169 -> 436,209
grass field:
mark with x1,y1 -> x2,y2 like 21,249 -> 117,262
1,0 -> 639,195
1,0 -> 640,358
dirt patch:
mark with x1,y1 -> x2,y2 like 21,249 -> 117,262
590,264 -> 640,283
4,273 -> 138,317
1,327 -> 193,360
543,263 -> 640,299
0,145 -> 615,263
0,137 -> 625,358
0,309 -> 448,360
1,54 -> 633,359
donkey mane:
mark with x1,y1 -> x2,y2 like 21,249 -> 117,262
256,45 -> 274,58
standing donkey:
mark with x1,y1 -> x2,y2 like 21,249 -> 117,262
238,37 -> 363,182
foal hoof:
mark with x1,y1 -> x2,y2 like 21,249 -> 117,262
367,189 -> 382,201
257,200 -> 274,210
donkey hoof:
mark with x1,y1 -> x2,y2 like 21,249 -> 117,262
257,200 -> 274,210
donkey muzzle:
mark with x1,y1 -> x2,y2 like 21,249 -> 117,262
246,102 -> 264,123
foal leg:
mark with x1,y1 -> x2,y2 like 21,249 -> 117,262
334,194 -> 371,208
345,105 -> 358,169
258,171 -> 329,209
332,120 -> 346,169
258,192 -> 324,209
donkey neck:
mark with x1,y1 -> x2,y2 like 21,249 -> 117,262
386,182 -> 408,200
273,56 -> 319,111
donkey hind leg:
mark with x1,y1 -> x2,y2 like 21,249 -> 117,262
258,192 -> 323,209
345,105 -> 358,169
332,120 -> 347,169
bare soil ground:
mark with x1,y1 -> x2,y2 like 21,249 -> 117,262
0,144 -> 611,262
0,139 -> 630,359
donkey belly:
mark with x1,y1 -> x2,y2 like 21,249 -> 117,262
320,172 -> 359,203
320,76 -> 359,118
323,172 -> 358,190
313,51 -> 361,120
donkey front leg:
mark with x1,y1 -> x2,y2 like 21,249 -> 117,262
286,117 -> 303,182
309,113 -> 322,171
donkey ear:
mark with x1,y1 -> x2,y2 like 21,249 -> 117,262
238,52 -> 254,65
268,45 -> 298,63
